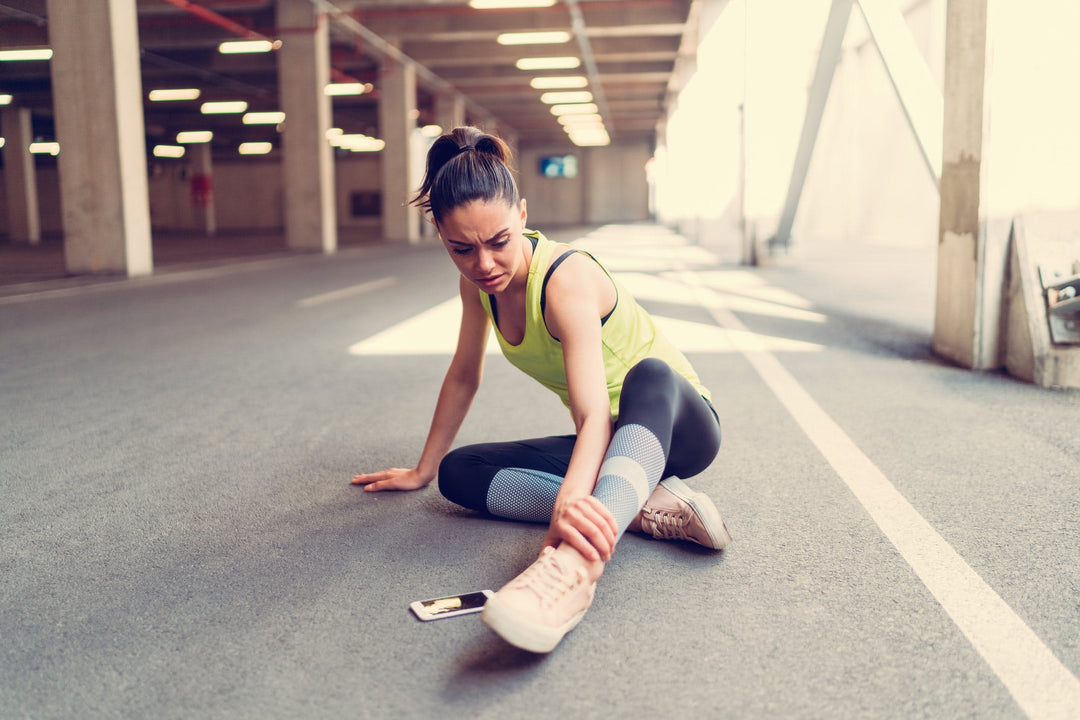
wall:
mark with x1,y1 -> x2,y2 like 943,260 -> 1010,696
518,139 -> 651,228
656,0 -> 944,260
5,140 -> 650,240
795,1 -> 942,249
0,162 -> 63,237
142,152 -> 383,233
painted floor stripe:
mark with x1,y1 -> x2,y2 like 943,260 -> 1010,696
296,276 -> 395,308
689,277 -> 1080,720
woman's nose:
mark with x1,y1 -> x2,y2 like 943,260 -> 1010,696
475,248 -> 495,272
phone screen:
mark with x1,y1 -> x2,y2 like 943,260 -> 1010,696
418,591 -> 489,615
411,590 -> 492,621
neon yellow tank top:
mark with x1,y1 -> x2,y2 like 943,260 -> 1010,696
480,230 -> 711,420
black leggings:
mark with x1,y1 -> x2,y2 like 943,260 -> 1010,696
438,357 -> 721,520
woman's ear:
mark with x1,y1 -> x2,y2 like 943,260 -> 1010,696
519,198 -> 528,228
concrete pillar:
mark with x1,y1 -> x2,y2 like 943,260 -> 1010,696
434,93 -> 465,134
2,107 -> 41,244
378,59 -> 420,242
932,0 -> 990,368
47,0 -> 152,276
190,142 -> 216,237
278,0 -> 336,253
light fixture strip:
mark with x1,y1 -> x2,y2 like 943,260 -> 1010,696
497,31 -> 571,46
515,56 -> 581,71
469,0 -> 556,8
242,111 -> 286,125
149,88 -> 201,102
201,101 -> 249,114
218,40 -> 279,55
530,76 -> 588,89
0,48 -> 53,62
177,131 -> 213,144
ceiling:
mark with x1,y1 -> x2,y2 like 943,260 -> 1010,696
0,0 -> 697,155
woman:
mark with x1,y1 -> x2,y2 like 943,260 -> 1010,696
352,126 -> 730,654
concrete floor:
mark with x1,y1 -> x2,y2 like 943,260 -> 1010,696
1,224 -> 1078,719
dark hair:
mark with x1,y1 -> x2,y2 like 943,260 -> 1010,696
411,126 -> 519,224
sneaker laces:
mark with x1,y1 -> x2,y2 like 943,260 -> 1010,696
646,509 -> 689,541
512,550 -> 584,608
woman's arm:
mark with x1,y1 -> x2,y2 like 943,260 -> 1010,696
542,253 -> 620,560
352,276 -> 489,491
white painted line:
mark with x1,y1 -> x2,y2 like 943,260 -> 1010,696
297,276 -> 396,308
689,277 -> 1080,720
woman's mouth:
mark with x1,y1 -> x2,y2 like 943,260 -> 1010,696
474,274 -> 503,288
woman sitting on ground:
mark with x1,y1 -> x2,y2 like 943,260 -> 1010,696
352,126 -> 731,653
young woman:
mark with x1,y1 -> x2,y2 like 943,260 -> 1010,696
352,126 -> 730,654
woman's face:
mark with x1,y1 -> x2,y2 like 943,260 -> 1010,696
436,198 -> 528,294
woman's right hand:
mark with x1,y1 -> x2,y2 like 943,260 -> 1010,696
351,467 -> 432,492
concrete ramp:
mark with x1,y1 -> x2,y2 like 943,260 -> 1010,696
1003,213 -> 1080,388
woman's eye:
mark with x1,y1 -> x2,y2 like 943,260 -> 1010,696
452,247 -> 471,255
492,239 -> 509,248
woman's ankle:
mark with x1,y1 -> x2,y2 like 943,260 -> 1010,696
552,543 -> 606,583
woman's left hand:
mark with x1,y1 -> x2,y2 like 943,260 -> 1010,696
544,494 -> 619,562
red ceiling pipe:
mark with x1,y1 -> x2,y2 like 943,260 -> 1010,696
159,0 -> 271,42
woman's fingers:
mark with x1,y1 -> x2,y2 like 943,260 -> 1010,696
559,497 -> 617,561
350,468 -> 424,491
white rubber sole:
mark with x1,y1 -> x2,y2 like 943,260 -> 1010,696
480,595 -> 587,654
659,477 -> 733,550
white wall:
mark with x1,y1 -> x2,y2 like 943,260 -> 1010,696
518,140 -> 652,228
143,153 -> 383,233
656,0 -> 944,258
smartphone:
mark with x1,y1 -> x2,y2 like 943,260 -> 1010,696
410,590 -> 494,621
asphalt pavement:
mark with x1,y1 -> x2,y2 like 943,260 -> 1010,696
1,224 -> 1077,719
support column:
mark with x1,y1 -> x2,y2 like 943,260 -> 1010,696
378,59 -> 420,242
278,0 -> 336,253
2,107 -> 41,244
932,0 -> 990,368
47,0 -> 152,276
434,93 -> 465,134
191,143 -> 217,237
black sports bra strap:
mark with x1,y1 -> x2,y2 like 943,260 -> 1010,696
540,249 -> 579,318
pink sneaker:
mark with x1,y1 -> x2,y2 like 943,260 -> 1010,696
637,477 -> 732,550
481,546 -> 596,653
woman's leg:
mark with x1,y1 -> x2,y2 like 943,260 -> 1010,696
438,435 -> 576,522
592,357 -> 722,537
480,359 -> 724,653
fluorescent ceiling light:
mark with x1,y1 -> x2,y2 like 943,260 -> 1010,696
201,101 -> 248,114
0,94 -> 12,105
218,40 -> 279,54
549,102 -> 599,116
564,121 -> 605,134
177,131 -> 213,144
497,31 -> 570,46
557,113 -> 603,125
530,76 -> 588,89
516,56 -> 580,71
420,125 -> 443,138
29,142 -> 59,155
325,128 -> 344,139
242,111 -> 285,125
153,145 -> 186,158
329,134 -> 385,152
238,142 -> 273,155
149,88 -> 200,102
469,0 -> 556,8
0,138 -> 5,148
540,91 -> 593,104
0,48 -> 53,62
569,129 -> 610,147
325,82 -> 372,96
